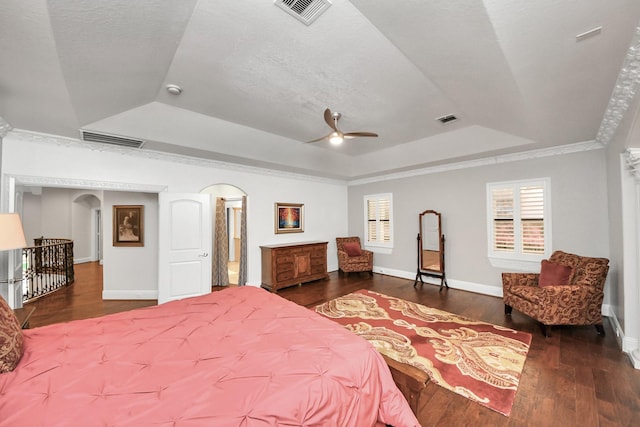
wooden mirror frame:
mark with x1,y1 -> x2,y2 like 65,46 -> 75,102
414,209 -> 448,290
419,210 -> 443,272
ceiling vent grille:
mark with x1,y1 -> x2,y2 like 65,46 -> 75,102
436,114 -> 458,125
80,130 -> 145,149
274,0 -> 331,25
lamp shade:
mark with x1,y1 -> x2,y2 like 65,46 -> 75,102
0,213 -> 27,251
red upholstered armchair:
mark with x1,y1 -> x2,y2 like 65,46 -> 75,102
502,250 -> 609,337
336,237 -> 373,275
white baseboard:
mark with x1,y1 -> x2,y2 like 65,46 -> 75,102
102,290 -> 157,300
373,266 -> 503,297
602,304 -> 625,348
74,257 -> 95,264
630,350 -> 640,369
603,303 -> 639,368
373,266 -> 414,280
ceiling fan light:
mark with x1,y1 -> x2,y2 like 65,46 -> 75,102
329,132 -> 344,145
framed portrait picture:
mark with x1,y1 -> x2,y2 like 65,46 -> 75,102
113,205 -> 144,247
275,202 -> 304,234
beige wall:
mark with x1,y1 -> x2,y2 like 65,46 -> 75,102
348,148 -> 610,297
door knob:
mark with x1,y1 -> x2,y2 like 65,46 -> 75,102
199,252 -> 209,258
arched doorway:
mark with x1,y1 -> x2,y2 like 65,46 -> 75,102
200,184 -> 247,286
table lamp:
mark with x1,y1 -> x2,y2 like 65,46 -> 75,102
0,213 -> 27,308
0,213 -> 27,251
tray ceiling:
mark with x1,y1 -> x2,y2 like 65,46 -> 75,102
1,0 -> 640,179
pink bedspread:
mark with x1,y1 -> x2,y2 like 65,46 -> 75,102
0,286 -> 418,426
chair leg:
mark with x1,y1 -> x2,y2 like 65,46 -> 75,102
504,304 -> 513,315
595,324 -> 605,335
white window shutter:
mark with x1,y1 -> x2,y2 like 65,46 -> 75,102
492,187 -> 514,252
520,186 -> 544,254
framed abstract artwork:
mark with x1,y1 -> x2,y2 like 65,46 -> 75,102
275,202 -> 304,234
113,205 -> 144,247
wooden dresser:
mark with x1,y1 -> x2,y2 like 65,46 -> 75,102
260,241 -> 329,292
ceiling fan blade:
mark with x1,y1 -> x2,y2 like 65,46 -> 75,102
343,132 -> 378,139
303,134 -> 329,144
324,108 -> 337,131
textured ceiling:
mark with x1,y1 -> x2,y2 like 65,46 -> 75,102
1,0 -> 640,179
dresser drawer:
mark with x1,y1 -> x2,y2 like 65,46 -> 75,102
276,270 -> 294,282
275,262 -> 294,273
276,255 -> 294,264
310,257 -> 325,266
310,250 -> 325,259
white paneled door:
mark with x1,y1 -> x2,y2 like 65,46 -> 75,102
158,193 -> 211,304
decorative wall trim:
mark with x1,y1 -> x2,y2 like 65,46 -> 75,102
0,116 -> 11,138
8,129 -> 347,186
624,148 -> 640,180
596,26 -> 640,145
349,140 -> 603,186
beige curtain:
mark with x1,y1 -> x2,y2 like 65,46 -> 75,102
238,195 -> 247,286
212,197 -> 229,287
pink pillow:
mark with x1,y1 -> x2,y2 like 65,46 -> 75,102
539,259 -> 573,287
342,242 -> 362,257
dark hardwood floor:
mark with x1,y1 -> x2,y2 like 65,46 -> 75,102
27,262 -> 155,328
25,262 -> 640,426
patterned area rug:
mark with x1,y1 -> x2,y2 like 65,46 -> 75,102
314,290 -> 532,416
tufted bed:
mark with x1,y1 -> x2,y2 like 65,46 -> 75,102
0,286 -> 418,426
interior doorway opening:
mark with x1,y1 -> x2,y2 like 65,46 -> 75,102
226,200 -> 242,285
200,184 -> 247,286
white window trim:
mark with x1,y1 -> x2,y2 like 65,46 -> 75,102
364,193 -> 393,253
486,178 -> 552,271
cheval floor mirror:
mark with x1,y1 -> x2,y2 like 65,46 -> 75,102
414,209 -> 448,291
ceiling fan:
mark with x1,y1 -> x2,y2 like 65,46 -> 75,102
304,108 -> 378,145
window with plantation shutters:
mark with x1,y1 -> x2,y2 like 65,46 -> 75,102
364,193 -> 393,249
487,179 -> 550,268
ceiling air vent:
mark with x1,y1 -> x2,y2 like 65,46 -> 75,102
436,114 -> 458,125
274,0 -> 331,25
80,130 -> 145,149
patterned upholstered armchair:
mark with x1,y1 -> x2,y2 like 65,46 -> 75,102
502,250 -> 609,337
336,237 -> 373,275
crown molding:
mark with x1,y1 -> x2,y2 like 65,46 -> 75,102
8,174 -> 167,193
7,129 -> 347,186
348,140 -> 603,186
4,129 -> 607,188
596,26 -> 640,145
